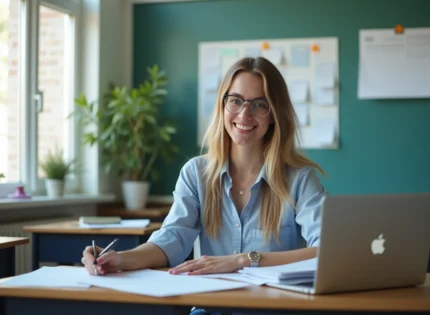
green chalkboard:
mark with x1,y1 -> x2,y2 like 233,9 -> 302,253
133,0 -> 430,195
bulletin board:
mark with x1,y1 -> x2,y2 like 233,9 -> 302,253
198,37 -> 339,149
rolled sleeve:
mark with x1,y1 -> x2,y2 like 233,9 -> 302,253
294,168 -> 326,247
147,160 -> 201,267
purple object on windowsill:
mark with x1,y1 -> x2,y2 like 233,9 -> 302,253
8,186 -> 31,199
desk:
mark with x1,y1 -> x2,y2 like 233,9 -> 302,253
0,273 -> 429,315
0,237 -> 29,277
23,221 -> 161,271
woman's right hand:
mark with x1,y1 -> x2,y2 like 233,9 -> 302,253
81,245 -> 122,276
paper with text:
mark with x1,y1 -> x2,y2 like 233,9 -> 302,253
358,27 -> 430,99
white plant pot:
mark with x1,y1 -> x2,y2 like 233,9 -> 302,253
45,179 -> 65,198
122,181 -> 150,210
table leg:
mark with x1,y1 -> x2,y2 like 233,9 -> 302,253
0,247 -> 15,277
32,234 -> 40,271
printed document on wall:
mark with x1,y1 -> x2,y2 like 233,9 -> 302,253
358,28 -> 430,99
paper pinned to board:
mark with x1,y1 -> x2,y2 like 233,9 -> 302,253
315,62 -> 336,88
202,46 -> 220,69
261,47 -> 283,65
314,87 -> 335,106
292,104 -> 309,126
358,27 -> 430,99
314,118 -> 336,145
289,80 -> 309,103
202,69 -> 220,91
243,46 -> 261,58
291,45 -> 310,67
203,92 -> 217,115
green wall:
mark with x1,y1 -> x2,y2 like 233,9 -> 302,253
133,0 -> 430,195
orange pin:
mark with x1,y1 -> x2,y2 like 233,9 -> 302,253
395,24 -> 404,34
262,42 -> 270,50
311,44 -> 320,52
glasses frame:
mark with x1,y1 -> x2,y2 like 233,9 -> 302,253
223,94 -> 272,118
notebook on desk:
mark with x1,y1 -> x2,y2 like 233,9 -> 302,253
256,194 -> 430,294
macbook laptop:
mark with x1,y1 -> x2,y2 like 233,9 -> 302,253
268,193 -> 430,294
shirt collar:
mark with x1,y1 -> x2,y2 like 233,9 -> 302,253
220,159 -> 268,183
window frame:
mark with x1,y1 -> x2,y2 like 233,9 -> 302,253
0,0 -> 81,197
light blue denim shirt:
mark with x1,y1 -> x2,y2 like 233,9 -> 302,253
148,156 -> 326,267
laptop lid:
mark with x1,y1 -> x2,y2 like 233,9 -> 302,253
314,193 -> 430,294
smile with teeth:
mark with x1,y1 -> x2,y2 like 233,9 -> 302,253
234,123 -> 255,131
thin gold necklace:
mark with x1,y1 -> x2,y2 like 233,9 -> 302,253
237,172 -> 259,195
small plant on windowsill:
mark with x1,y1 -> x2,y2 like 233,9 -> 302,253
0,173 -> 5,183
39,147 -> 74,198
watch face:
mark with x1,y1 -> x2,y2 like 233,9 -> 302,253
249,251 -> 260,261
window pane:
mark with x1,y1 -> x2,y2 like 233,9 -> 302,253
0,0 -> 22,183
37,5 -> 74,177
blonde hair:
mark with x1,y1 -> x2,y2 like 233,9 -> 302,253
202,57 -> 324,240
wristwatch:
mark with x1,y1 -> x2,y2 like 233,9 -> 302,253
248,250 -> 261,267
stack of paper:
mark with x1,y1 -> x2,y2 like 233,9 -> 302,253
78,219 -> 150,229
239,258 -> 317,285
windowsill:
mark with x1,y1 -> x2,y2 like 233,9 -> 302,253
0,193 -> 116,210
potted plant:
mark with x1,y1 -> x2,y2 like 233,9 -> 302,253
72,65 -> 178,210
39,147 -> 74,198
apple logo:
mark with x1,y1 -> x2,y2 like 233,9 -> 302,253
371,234 -> 386,255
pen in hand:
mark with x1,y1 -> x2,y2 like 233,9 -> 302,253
93,238 -> 119,265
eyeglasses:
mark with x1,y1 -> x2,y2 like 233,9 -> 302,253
223,95 -> 271,118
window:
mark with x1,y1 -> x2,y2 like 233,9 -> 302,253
0,0 -> 80,196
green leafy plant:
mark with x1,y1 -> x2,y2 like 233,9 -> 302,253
0,173 -> 4,179
72,65 -> 178,182
39,148 -> 74,180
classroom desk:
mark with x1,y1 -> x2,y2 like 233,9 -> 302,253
0,237 -> 29,278
0,273 -> 429,315
23,221 -> 161,271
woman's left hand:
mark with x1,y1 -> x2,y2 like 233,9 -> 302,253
168,254 -> 248,275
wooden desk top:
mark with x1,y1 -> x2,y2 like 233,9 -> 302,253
98,207 -> 170,219
0,237 -> 29,250
23,221 -> 162,236
0,272 -> 429,312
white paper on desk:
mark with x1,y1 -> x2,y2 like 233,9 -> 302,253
202,69 -> 220,91
292,104 -> 309,126
0,266 -> 91,288
79,219 -> 150,229
79,269 -> 249,297
314,87 -> 335,106
239,258 -> 317,283
314,119 -> 336,145
289,80 -> 308,103
198,273 -> 267,286
262,47 -> 283,65
315,62 -> 335,88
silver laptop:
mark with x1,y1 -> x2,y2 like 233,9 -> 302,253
269,193 -> 430,294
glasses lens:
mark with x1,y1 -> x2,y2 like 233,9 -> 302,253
250,100 -> 270,117
225,95 -> 243,113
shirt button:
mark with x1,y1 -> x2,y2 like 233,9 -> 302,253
233,251 -> 238,254
235,223 -> 240,228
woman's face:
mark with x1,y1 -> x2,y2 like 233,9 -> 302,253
224,72 -> 272,148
